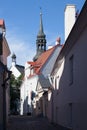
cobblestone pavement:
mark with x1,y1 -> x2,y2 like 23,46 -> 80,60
7,115 -> 59,130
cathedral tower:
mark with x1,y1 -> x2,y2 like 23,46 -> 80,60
33,12 -> 46,61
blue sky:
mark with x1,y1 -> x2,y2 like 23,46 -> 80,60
0,0 -> 85,67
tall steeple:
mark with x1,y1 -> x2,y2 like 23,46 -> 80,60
38,12 -> 44,36
33,11 -> 46,61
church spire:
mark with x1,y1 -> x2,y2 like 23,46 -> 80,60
38,12 -> 44,36
33,10 -> 46,61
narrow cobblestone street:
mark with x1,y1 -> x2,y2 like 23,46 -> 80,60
7,115 -> 59,130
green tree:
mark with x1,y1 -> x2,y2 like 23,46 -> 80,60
10,74 -> 23,114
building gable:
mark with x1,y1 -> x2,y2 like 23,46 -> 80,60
36,81 -> 42,92
10,65 -> 21,78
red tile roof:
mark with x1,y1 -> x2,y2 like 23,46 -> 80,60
27,61 -> 35,66
27,44 -> 62,76
34,48 -> 55,74
0,19 -> 5,29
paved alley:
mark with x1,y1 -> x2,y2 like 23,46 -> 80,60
7,115 -> 59,130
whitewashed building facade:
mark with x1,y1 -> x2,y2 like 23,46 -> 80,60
49,1 -> 87,130
20,43 -> 62,115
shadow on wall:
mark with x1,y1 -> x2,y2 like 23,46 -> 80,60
46,55 -> 74,129
31,56 -> 73,130
48,56 -> 73,129
33,96 -> 43,117
23,91 -> 36,116
23,96 -> 31,116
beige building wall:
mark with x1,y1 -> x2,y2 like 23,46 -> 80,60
1,38 -> 10,65
51,2 -> 87,130
47,90 -> 52,122
52,34 -> 87,129
52,10 -> 87,130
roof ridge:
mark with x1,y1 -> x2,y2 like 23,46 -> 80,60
35,44 -> 58,74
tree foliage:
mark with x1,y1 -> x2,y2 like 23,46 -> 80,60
10,74 -> 23,113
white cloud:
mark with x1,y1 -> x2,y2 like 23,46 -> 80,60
6,29 -> 35,68
6,27 -> 63,68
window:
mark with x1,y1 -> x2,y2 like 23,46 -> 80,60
69,55 -> 74,85
55,76 -> 59,91
69,103 -> 72,127
55,78 -> 57,89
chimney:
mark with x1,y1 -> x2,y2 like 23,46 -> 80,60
55,37 -> 61,45
64,5 -> 76,41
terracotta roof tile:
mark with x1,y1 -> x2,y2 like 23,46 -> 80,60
34,47 -> 55,74
27,44 -> 62,76
27,61 -> 35,66
0,19 -> 5,29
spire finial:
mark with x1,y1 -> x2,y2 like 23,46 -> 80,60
40,7 -> 42,15
38,7 -> 44,36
